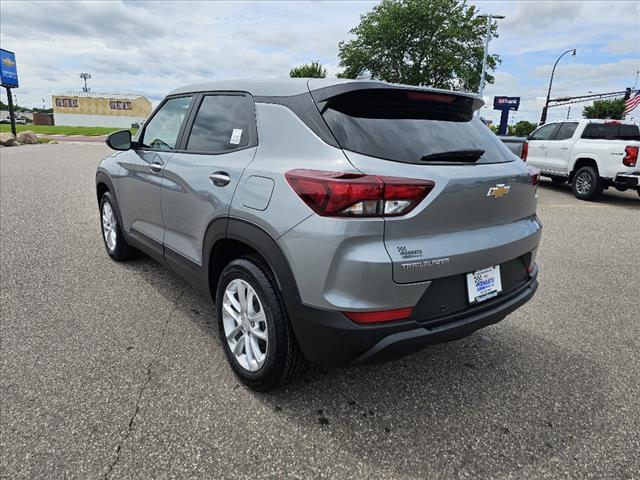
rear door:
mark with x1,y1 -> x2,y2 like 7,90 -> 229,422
526,122 -> 560,170
544,121 -> 578,174
313,86 -> 541,284
117,95 -> 193,258
160,93 -> 257,267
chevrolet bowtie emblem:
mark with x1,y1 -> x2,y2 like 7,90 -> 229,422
487,184 -> 511,198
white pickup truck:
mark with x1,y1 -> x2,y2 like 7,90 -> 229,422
524,119 -> 640,200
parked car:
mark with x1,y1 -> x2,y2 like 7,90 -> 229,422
524,119 -> 640,200
0,117 -> 26,125
96,79 -> 542,390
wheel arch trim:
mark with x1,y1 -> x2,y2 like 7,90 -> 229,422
203,217 -> 302,303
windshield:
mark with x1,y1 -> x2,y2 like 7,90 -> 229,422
320,89 -> 514,165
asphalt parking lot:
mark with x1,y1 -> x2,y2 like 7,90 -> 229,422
1,143 -> 639,479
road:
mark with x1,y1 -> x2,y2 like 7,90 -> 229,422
1,143 -> 639,479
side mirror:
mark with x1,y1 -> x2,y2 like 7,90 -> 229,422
106,129 -> 133,151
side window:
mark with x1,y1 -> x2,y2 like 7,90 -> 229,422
555,122 -> 578,140
530,123 -> 557,141
581,123 -> 617,139
140,96 -> 192,150
619,124 -> 640,140
186,94 -> 255,153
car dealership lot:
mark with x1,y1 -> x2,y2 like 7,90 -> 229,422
1,144 -> 639,479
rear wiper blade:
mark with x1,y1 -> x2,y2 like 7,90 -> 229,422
420,149 -> 485,163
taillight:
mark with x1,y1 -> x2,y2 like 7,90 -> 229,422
521,142 -> 528,161
343,307 -> 413,324
528,166 -> 540,187
285,169 -> 434,217
623,146 -> 638,167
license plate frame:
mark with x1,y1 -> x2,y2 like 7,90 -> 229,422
466,265 -> 502,304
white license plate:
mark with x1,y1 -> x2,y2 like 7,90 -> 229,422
466,265 -> 502,304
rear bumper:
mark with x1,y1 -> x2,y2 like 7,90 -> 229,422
287,266 -> 538,366
614,173 -> 639,188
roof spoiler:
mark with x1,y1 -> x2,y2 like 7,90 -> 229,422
307,80 -> 484,112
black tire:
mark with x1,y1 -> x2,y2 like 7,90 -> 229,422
549,176 -> 567,184
99,191 -> 137,261
216,256 -> 306,391
572,166 -> 603,201
637,189 -> 640,198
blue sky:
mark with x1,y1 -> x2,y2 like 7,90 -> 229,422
1,0 -> 638,123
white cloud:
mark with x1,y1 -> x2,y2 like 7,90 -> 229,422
1,0 -> 637,125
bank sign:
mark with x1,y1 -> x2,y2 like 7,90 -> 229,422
0,49 -> 19,88
493,96 -> 520,110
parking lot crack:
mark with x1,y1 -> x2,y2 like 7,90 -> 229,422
103,288 -> 187,479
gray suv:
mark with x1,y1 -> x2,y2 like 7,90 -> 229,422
96,79 -> 541,390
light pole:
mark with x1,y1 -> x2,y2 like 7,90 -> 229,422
540,48 -> 576,125
80,72 -> 91,92
477,14 -> 505,117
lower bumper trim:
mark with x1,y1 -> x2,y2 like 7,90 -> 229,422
286,270 -> 538,366
350,277 -> 537,365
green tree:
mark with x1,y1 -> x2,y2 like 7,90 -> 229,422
337,0 -> 499,90
509,120 -> 538,137
582,98 -> 625,120
289,61 -> 327,78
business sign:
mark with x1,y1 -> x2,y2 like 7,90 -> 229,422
0,49 -> 19,88
493,96 -> 520,136
493,96 -> 520,111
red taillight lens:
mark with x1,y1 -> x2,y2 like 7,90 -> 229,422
285,169 -> 434,217
623,146 -> 638,167
521,142 -> 528,161
343,307 -> 413,324
528,166 -> 540,187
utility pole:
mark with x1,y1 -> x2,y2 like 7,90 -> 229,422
80,72 -> 91,92
477,14 -> 505,117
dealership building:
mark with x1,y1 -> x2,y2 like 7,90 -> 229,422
52,91 -> 152,127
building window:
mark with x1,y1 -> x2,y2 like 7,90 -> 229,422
55,98 -> 78,108
110,101 -> 132,110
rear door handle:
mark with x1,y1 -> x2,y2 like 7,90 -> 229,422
560,146 -> 569,150
149,162 -> 163,173
209,171 -> 231,187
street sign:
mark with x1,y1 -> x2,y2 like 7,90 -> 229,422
493,96 -> 520,110
0,49 -> 19,88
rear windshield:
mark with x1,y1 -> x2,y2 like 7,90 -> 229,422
320,89 -> 514,164
581,123 -> 640,140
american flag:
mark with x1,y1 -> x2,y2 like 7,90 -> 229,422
624,90 -> 640,115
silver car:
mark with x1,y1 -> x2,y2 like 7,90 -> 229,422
96,79 -> 541,391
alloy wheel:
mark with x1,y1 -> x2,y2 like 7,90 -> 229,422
575,172 -> 592,195
222,279 -> 268,372
101,202 -> 117,251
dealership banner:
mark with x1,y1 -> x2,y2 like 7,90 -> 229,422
0,49 -> 19,88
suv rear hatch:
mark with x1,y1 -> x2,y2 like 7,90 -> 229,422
310,82 -> 540,284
